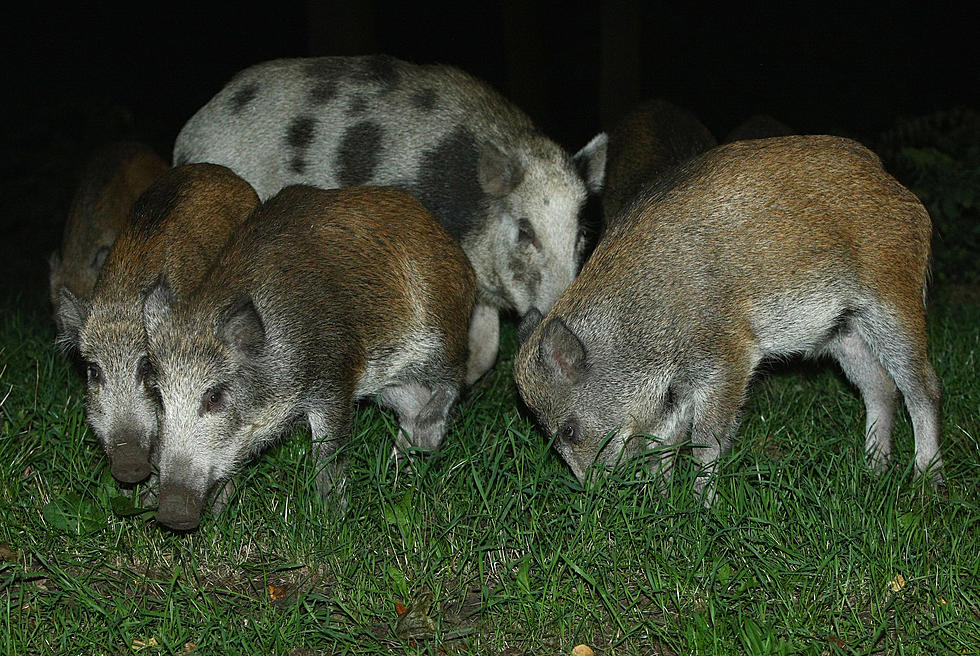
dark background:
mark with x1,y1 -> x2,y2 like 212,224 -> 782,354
3,1 -> 977,312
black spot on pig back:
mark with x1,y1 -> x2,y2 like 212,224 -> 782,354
336,121 -> 383,186
411,128 -> 483,241
287,116 -> 317,175
305,58 -> 348,105
410,89 -> 438,112
229,83 -> 258,114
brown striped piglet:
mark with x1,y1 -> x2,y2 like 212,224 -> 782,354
49,141 -> 168,324
142,185 -> 476,531
516,135 -> 944,504
55,164 -> 260,485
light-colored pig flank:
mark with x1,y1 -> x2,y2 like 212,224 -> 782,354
144,185 -> 476,530
516,135 -> 942,503
49,141 -> 168,323
55,164 -> 260,485
173,55 -> 587,382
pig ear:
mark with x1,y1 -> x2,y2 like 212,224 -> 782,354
478,143 -> 525,197
55,286 -> 90,351
539,317 -> 587,384
573,132 -> 607,194
219,295 -> 266,357
142,275 -> 177,336
517,308 -> 544,345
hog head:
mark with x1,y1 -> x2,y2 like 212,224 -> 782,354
142,278 -> 286,530
469,136 -> 586,317
515,311 -> 650,483
57,288 -> 158,484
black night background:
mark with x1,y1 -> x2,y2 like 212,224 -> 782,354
2,5 -> 980,652
3,2 -> 978,312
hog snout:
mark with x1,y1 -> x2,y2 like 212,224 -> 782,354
108,439 -> 151,483
156,483 -> 204,531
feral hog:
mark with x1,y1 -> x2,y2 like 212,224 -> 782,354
55,164 -> 260,484
49,141 -> 168,323
574,99 -> 717,232
173,54 -> 587,383
142,185 -> 476,531
516,135 -> 943,503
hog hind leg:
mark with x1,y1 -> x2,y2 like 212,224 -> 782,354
821,325 -> 899,472
853,305 -> 943,482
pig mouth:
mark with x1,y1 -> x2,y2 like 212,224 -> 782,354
156,483 -> 204,531
109,443 -> 152,483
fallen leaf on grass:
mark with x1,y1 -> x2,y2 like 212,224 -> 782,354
887,574 -> 907,592
394,601 -> 408,615
132,637 -> 158,651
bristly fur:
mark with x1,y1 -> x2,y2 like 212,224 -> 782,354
57,164 -> 260,487
516,135 -> 944,503
173,55 -> 590,384
145,184 -> 476,531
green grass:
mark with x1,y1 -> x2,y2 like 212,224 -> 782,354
1,295 -> 979,656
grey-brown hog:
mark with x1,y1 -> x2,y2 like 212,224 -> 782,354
574,99 -> 717,232
49,141 -> 168,325
142,185 -> 476,531
173,54 -> 586,384
724,114 -> 795,143
515,135 -> 943,503
55,164 -> 260,485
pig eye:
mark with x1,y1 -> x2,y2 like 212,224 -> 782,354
517,218 -> 540,250
558,418 -> 581,445
201,386 -> 227,414
86,362 -> 104,386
